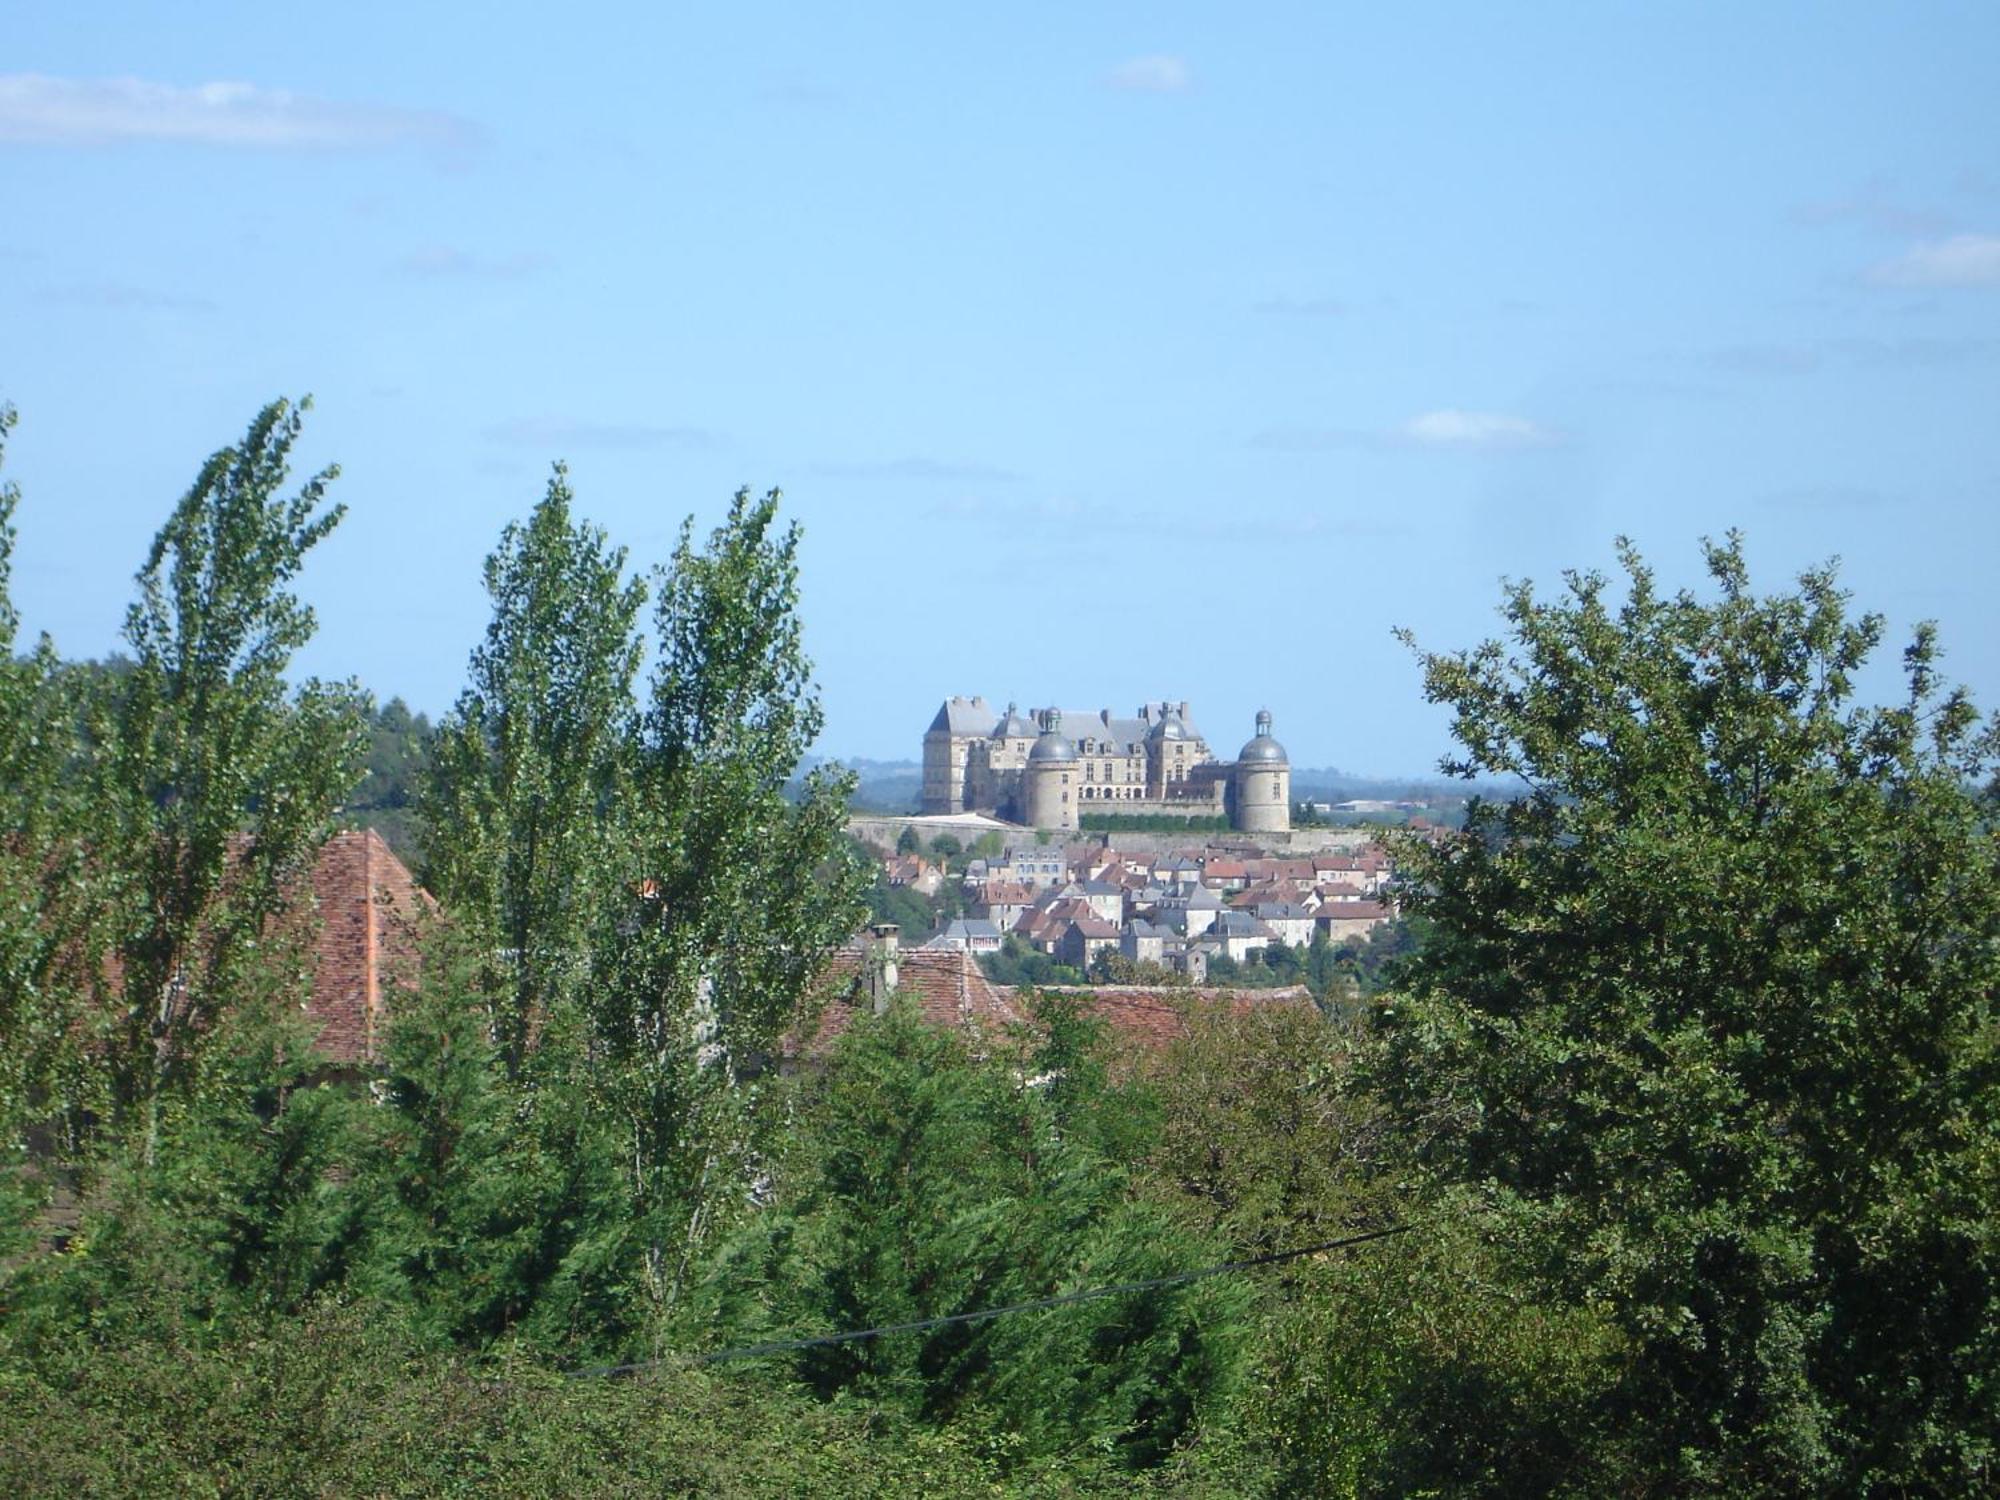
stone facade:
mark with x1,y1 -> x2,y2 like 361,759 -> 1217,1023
923,697 -> 1291,833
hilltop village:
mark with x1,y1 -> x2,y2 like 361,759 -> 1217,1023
864,833 -> 1403,986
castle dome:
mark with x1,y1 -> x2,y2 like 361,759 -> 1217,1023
996,700 -> 1036,738
1237,709 -> 1288,766
1147,704 -> 1189,741
1028,708 -> 1078,763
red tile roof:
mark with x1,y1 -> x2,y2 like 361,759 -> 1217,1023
1001,984 -> 1315,1053
86,829 -> 432,1067
790,941 -> 1024,1060
303,830 -> 428,1064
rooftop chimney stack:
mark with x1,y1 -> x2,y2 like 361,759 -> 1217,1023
868,923 -> 900,1014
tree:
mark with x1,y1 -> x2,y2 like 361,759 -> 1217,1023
701,1001 -> 1249,1468
0,405 -> 100,1230
420,465 -> 647,1076
591,487 -> 868,1317
100,398 -> 366,1128
1372,536 -> 2000,1491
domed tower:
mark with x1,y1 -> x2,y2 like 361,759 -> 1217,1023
1144,698 -> 1191,796
1026,709 -> 1079,831
1233,709 -> 1291,834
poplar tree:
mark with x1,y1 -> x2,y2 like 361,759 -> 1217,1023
597,487 -> 867,1314
0,405 -> 96,1226
420,464 -> 647,1075
1374,535 -> 2000,1491
101,398 -> 366,1125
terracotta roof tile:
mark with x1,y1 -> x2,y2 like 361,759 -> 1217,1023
789,941 -> 1024,1060
302,830 -> 429,1064
999,984 -> 1315,1053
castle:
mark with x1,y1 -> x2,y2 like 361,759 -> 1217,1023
923,697 -> 1290,833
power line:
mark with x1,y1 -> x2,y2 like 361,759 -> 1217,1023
568,1222 -> 1409,1379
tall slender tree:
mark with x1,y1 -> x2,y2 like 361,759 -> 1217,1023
0,405 -> 98,1211
100,398 -> 366,1126
595,487 -> 867,1315
420,463 -> 647,1075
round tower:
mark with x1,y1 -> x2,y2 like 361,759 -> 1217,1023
1233,708 -> 1291,834
1026,709 -> 1079,831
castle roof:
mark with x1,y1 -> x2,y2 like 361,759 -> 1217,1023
1029,719 -> 1079,762
929,695 -> 998,735
1236,707 -> 1288,766
995,701 -> 1037,738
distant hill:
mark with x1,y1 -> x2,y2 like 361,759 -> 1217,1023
794,756 -> 924,814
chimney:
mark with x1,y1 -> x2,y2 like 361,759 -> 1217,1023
867,923 -> 900,1014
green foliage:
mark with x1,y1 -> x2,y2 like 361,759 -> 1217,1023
9,993 -> 369,1349
361,928 -> 639,1359
1304,919 -> 1425,1012
584,486 -> 868,1317
1373,535 -> 2000,1492
1197,952 -> 1304,991
979,934 -> 1083,988
895,823 -> 922,855
420,464 -> 647,1075
1256,1205 -> 1625,1498
702,1003 -> 1251,1469
0,1305 -> 1216,1498
1139,999 -> 1369,1257
0,406 -> 100,1170
344,696 -> 433,862
863,877 -> 939,941
1088,949 -> 1190,987
1079,812 -> 1231,834
97,397 -> 368,1121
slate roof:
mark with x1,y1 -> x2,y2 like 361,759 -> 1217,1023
929,696 -> 1000,735
1211,910 -> 1275,939
1065,913 -> 1120,940
1253,902 -> 1314,921
933,918 -> 1002,944
1317,901 -> 1395,924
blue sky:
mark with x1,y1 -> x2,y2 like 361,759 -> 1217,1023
3,3 -> 1996,772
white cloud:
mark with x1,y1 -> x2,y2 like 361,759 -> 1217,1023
1106,55 -> 1191,93
0,73 -> 479,151
1868,233 -> 2000,289
1396,410 -> 1556,449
